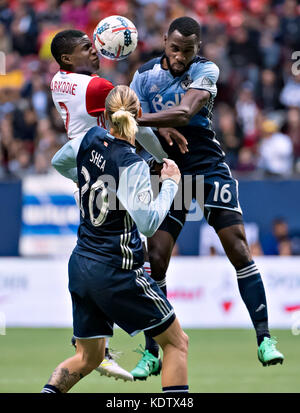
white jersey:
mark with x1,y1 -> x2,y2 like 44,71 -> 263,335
50,70 -> 114,140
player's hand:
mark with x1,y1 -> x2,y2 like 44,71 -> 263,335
158,127 -> 188,154
161,158 -> 181,185
146,157 -> 163,175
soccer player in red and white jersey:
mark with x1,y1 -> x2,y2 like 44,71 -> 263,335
50,31 -> 113,140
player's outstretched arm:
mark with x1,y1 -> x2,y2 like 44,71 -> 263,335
51,138 -> 82,182
137,89 -> 210,128
135,126 -> 168,162
117,159 -> 180,237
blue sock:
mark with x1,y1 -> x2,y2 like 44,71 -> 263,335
236,261 -> 270,346
41,384 -> 61,393
162,385 -> 189,393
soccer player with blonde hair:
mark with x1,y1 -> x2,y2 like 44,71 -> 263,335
41,85 -> 189,394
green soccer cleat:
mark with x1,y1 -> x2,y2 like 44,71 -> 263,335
130,346 -> 162,381
257,337 -> 284,367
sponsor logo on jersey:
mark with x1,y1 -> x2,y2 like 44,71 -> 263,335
152,93 -> 184,112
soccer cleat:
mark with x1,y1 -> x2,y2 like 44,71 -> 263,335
95,352 -> 134,382
71,337 -> 133,382
130,345 -> 162,381
257,337 -> 284,367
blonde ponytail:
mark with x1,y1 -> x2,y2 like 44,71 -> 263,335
105,86 -> 140,144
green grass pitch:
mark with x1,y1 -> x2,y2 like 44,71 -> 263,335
0,328 -> 299,393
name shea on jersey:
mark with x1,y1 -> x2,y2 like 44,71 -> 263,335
50,80 -> 78,95
90,150 -> 106,171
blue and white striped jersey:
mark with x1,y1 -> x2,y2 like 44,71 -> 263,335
130,55 -> 225,173
51,126 -> 178,270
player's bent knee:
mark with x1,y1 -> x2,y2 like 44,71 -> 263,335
178,331 -> 189,355
81,354 -> 103,373
76,346 -> 104,372
155,318 -> 189,355
148,249 -> 169,278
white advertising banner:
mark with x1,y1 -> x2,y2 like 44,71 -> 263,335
0,257 -> 300,329
167,257 -> 300,329
0,258 -> 72,328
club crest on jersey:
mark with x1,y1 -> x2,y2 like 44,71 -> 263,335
137,190 -> 151,205
180,74 -> 193,90
199,76 -> 214,87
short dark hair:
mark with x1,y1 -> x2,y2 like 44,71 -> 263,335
51,30 -> 86,65
168,17 -> 201,41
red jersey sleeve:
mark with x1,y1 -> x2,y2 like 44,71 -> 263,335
86,76 -> 114,117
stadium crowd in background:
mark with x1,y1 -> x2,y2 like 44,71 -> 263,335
0,0 -> 300,259
0,0 -> 300,178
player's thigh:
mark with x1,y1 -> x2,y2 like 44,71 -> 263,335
102,266 -> 175,337
202,162 -> 242,224
217,222 -> 252,267
68,253 -> 114,339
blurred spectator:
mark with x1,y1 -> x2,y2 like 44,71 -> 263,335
235,82 -> 261,146
0,0 -> 13,30
279,73 -> 300,109
36,0 -> 61,26
262,217 -> 294,255
236,147 -> 257,172
11,2 -> 38,56
259,13 -> 281,69
255,69 -> 282,113
199,222 -> 263,256
257,119 -> 293,176
282,107 -> 300,171
216,105 -> 243,169
61,0 -> 89,31
8,147 -> 34,177
1,0 -> 300,178
279,0 -> 300,50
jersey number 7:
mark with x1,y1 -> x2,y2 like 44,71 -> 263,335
58,102 -> 70,138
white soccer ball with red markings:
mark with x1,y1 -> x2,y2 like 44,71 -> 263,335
93,15 -> 138,61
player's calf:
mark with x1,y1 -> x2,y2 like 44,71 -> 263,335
154,317 -> 189,392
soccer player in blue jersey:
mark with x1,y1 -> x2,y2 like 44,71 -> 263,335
41,85 -> 189,394
129,16 -> 284,379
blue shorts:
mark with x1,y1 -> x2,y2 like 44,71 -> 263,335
68,252 -> 175,339
158,162 -> 243,241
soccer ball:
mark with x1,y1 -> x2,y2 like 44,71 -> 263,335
93,15 -> 138,61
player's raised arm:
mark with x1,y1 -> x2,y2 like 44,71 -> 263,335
117,158 -> 180,237
51,137 -> 83,182
137,89 -> 210,127
104,85 -> 181,236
